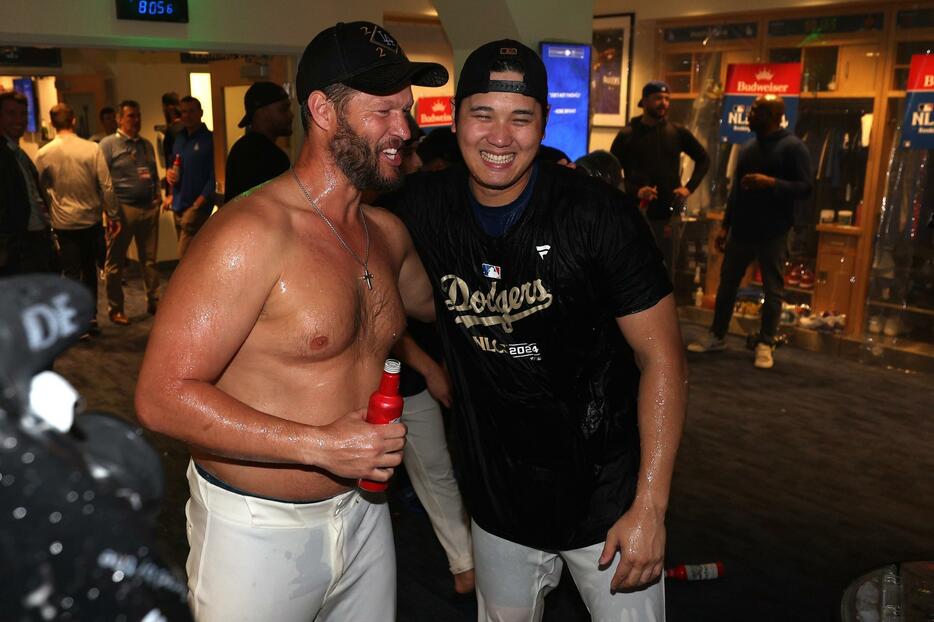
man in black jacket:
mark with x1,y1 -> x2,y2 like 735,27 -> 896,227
0,91 -> 56,276
688,95 -> 813,369
224,82 -> 293,203
610,80 -> 710,269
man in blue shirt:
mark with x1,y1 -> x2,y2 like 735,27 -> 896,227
165,95 -> 214,258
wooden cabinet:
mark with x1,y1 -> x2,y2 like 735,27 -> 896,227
813,229 -> 860,326
837,44 -> 880,94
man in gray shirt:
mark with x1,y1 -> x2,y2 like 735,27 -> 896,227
100,100 -> 162,323
36,103 -> 118,334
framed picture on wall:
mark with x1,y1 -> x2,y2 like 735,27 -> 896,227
591,13 -> 634,127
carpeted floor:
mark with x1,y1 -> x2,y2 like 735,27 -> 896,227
52,266 -> 934,622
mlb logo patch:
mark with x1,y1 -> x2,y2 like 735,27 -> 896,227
481,263 -> 502,279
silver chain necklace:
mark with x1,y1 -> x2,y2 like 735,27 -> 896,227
290,167 -> 374,290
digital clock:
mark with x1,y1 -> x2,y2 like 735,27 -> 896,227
115,0 -> 189,23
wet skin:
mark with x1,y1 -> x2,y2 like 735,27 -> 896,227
445,72 -> 687,590
135,86 -> 433,501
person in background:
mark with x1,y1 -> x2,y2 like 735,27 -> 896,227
399,113 -> 424,175
100,100 -> 162,324
36,103 -> 119,335
416,126 -> 461,171
224,82 -> 293,203
687,95 -> 813,369
89,106 -> 117,143
164,95 -> 214,258
375,112 -> 476,596
575,149 -> 622,189
611,80 -> 710,269
537,144 -> 571,165
0,91 -> 56,276
159,91 -> 183,170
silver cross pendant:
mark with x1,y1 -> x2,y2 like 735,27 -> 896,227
361,269 -> 374,290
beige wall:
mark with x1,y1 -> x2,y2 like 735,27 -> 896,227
385,18 -> 455,103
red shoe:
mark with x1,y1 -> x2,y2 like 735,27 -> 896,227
786,264 -> 802,286
109,311 -> 130,326
799,267 -> 815,289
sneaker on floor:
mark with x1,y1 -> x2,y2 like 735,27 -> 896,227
687,333 -> 726,353
754,343 -> 774,369
109,311 -> 130,326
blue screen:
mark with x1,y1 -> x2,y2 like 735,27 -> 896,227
13,78 -> 36,134
540,42 -> 591,161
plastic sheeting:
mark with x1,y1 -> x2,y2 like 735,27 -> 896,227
863,101 -> 934,357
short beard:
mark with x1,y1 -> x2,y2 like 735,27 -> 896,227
645,105 -> 668,120
330,113 -> 402,193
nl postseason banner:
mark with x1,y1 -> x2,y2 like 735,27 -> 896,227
720,63 -> 801,144
901,54 -> 934,149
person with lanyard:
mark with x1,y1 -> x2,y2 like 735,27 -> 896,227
392,40 -> 686,620
224,81 -> 293,203
100,100 -> 163,323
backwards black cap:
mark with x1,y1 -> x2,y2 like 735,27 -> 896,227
296,21 -> 448,107
455,39 -> 548,111
238,81 -> 289,128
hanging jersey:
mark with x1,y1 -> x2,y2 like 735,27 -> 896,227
394,162 -> 672,550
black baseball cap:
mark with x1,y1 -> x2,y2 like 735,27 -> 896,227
238,81 -> 289,128
638,80 -> 670,107
296,21 -> 448,107
455,39 -> 548,111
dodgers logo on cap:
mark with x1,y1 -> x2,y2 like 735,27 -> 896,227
369,25 -> 400,54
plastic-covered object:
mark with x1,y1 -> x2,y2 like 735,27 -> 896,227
0,275 -> 192,620
863,101 -> 934,360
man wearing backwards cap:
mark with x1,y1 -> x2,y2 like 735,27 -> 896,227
392,40 -> 685,620
136,21 -> 446,621
223,81 -> 294,203
611,80 -> 710,270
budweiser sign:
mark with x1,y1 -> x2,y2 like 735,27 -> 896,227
416,96 -> 453,127
725,63 -> 801,96
906,54 -> 934,92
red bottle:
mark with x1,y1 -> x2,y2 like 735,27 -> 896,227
358,359 -> 403,493
665,561 -> 724,581
169,154 -> 181,189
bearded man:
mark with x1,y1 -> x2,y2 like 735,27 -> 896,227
135,21 -> 446,622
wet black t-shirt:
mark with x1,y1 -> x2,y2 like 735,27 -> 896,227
395,162 -> 672,550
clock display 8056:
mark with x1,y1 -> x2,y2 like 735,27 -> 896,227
115,0 -> 189,23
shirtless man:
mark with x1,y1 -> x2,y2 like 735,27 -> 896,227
135,22 -> 447,622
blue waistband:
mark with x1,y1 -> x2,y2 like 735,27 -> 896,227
194,461 -> 329,505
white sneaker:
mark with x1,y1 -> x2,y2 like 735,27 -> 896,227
754,343 -> 774,369
687,334 -> 726,353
